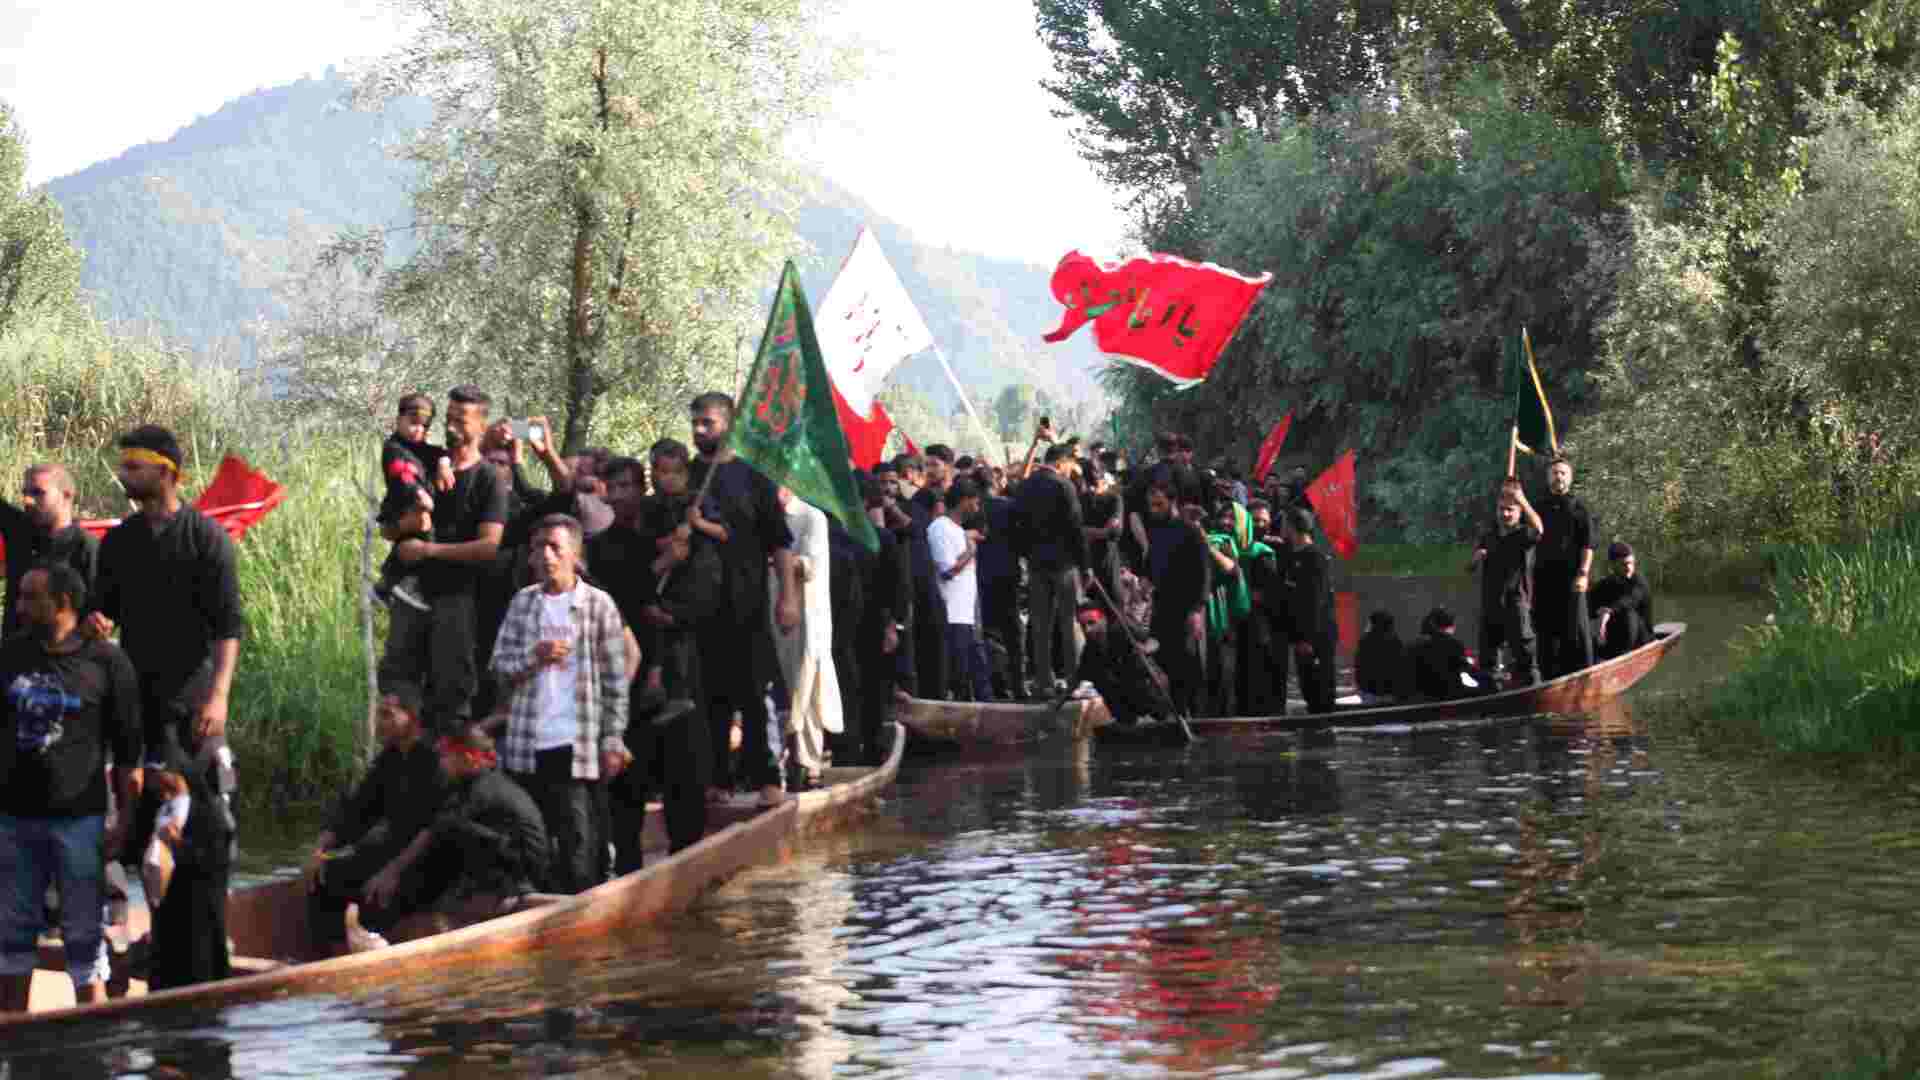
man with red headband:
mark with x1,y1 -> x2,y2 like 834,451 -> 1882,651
357,729 -> 548,930
87,424 -> 243,989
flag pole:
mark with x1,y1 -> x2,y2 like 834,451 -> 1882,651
931,344 -> 1006,466
1507,425 -> 1519,479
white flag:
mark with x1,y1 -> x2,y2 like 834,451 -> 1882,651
817,227 -> 934,417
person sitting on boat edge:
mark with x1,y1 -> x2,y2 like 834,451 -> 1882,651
359,729 -> 548,936
1469,480 -> 1542,690
1056,598 -> 1181,728
1354,610 -> 1411,704
0,563 -> 141,1012
302,687 -> 448,958
1591,541 -> 1654,660
1410,607 -> 1486,700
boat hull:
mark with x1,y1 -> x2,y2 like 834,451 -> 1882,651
1187,623 -> 1687,734
896,696 -> 1112,748
10,722 -> 905,1024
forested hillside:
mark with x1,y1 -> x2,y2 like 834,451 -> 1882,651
44,72 -> 1104,412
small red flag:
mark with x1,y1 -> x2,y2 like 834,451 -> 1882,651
1252,412 -> 1293,485
77,455 -> 287,542
1306,450 -> 1359,560
1042,251 -> 1271,387
831,383 -> 896,469
901,429 -> 920,457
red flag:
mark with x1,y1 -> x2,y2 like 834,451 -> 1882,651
831,382 -> 896,469
1306,450 -> 1358,559
901,429 -> 920,457
76,455 -> 287,542
1252,412 -> 1293,485
1042,251 -> 1271,386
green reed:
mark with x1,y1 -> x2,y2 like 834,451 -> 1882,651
1707,514 -> 1920,755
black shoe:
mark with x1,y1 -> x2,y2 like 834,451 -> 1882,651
389,579 -> 430,612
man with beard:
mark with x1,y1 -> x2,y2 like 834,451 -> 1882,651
1142,479 -> 1210,718
1012,443 -> 1087,695
379,386 -> 510,736
688,393 -> 798,808
0,464 -> 97,639
1532,455 -> 1596,678
0,563 -> 141,1011
86,426 -> 243,989
854,471 -> 911,761
891,452 -> 945,701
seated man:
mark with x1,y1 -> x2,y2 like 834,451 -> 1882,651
1354,610 -> 1410,703
302,689 -> 447,956
1060,600 -> 1180,727
358,730 -> 548,938
1591,541 -> 1654,659
1410,607 -> 1484,700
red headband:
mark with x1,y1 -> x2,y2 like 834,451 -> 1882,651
436,736 -> 498,769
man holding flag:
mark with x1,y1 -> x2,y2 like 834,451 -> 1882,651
1510,330 -> 1595,679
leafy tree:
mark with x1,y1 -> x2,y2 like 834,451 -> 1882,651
0,103 -> 82,338
992,381 -> 1040,442
341,0 -> 846,453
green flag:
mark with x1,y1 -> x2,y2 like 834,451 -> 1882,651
1513,327 -> 1557,456
732,261 -> 879,552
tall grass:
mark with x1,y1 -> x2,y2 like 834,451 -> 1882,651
0,315 -> 378,810
1706,514 -> 1920,754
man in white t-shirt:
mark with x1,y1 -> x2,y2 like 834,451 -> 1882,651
489,513 -> 631,893
929,478 -> 992,701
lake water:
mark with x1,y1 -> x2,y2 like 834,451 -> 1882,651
11,583 -> 1918,1078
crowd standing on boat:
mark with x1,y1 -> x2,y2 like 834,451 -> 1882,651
0,386 -> 1660,1012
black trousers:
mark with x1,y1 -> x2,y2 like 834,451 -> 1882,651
1281,634 -> 1337,714
1150,609 -> 1204,717
912,579 -> 948,699
1479,600 -> 1537,685
1533,568 -> 1594,679
611,704 -> 711,873
700,617 -> 779,790
511,747 -> 599,893
980,577 -> 1024,697
151,863 -> 229,990
306,838 -> 451,948
379,590 -> 479,735
1238,614 -> 1280,716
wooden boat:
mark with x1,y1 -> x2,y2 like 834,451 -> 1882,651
9,722 -> 905,1024
896,695 -> 1112,749
1187,622 -> 1687,734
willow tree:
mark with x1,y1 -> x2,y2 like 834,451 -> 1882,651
0,102 -> 83,339
344,0 -> 844,452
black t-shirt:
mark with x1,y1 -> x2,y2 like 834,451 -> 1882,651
1534,491 -> 1595,571
0,636 -> 141,818
1083,489 -> 1121,579
1476,523 -> 1540,608
689,458 -> 792,619
93,505 -> 244,718
0,505 -> 98,639
420,461 -> 510,599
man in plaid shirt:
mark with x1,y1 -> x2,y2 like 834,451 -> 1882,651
490,513 -> 631,893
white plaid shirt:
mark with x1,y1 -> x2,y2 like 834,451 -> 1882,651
490,579 -> 629,778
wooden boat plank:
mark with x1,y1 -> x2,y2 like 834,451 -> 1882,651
6,722 -> 904,1025
897,696 -> 1112,747
1186,623 -> 1686,734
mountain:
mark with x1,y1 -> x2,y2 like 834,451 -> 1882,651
44,72 -> 1106,411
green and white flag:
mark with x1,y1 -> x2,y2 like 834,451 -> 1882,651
732,260 -> 879,552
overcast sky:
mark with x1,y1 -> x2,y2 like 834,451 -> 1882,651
0,0 -> 1128,267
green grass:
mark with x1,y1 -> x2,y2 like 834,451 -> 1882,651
1704,514 -> 1920,756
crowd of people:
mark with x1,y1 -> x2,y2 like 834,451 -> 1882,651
0,389 -> 1658,1011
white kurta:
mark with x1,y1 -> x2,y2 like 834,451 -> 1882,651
771,497 -> 842,777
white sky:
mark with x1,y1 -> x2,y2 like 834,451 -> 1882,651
0,0 -> 1129,267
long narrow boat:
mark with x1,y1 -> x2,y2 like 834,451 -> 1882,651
1184,622 -> 1686,734
896,695 -> 1112,749
9,722 -> 906,1024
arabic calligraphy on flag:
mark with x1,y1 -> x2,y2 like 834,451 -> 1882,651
816,227 -> 934,417
1041,251 -> 1272,387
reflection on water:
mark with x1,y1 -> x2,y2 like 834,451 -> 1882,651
17,588 -> 1920,1078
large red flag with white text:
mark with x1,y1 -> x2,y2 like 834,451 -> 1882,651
1042,251 -> 1271,386
1252,412 -> 1293,485
1306,450 -> 1358,560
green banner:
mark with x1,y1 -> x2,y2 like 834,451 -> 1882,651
732,261 -> 879,552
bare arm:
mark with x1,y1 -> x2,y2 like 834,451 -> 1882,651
423,522 -> 504,566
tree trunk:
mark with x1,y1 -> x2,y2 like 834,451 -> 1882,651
563,194 -> 601,455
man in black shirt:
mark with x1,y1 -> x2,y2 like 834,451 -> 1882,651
892,453 -> 945,700
1411,607 -> 1478,699
88,426 -> 243,890
0,563 -> 141,1012
1532,456 -> 1596,678
1276,506 -> 1337,714
378,386 -> 509,736
1142,478 -> 1210,717
301,688 -> 446,955
1470,482 -> 1543,688
1013,443 -> 1088,694
688,392 -> 797,807
855,472 -> 911,762
1591,541 -> 1654,659
0,465 -> 97,639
